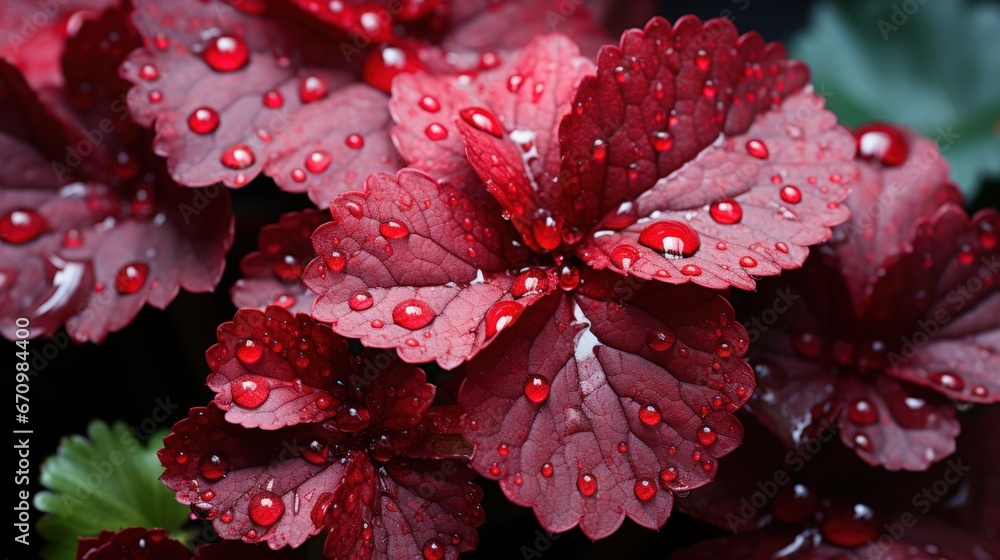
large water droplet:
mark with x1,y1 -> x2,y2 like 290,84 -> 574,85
188,107 -> 219,134
847,399 -> 878,425
485,301 -> 524,338
232,376 -> 270,408
348,291 -> 374,311
855,123 -> 908,166
459,107 -> 504,138
425,123 -> 448,141
345,133 -> 364,150
524,375 -> 550,404
638,404 -> 661,426
610,245 -> 640,270
262,90 -> 283,108
591,138 -> 607,161
379,220 -> 410,239
115,262 -> 149,294
745,139 -> 769,159
203,35 -> 249,72
697,426 -> 717,446
220,144 -> 255,170
540,463 -> 554,478
638,221 -> 700,258
200,453 -> 229,480
0,209 -> 47,243
237,339 -> 263,364
532,216 -> 561,251
336,404 -> 371,432
248,491 -> 285,527
512,269 -> 548,298
650,131 -> 673,152
646,327 -> 675,352
305,151 -> 331,174
392,299 -> 435,330
929,371 -> 965,391
577,472 -> 597,496
422,539 -> 446,560
709,199 -> 742,224
634,477 -> 657,501
780,185 -> 802,204
299,75 -> 329,103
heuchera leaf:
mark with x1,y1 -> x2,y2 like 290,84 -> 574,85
745,125 -> 999,471
162,306 -> 483,558
231,209 -> 328,315
0,0 -> 117,90
77,528 -> 190,560
120,0 -> 404,203
458,278 -> 752,539
674,411 -> 1000,559
0,10 -> 234,343
281,0 -> 442,43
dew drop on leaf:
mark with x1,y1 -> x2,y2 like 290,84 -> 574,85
638,221 -> 700,258
115,263 -> 149,294
0,209 -> 47,243
203,35 -> 249,72
248,491 -> 285,527
524,375 -> 550,404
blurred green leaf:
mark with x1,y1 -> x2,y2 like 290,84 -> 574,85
791,0 -> 1000,198
34,421 -> 189,560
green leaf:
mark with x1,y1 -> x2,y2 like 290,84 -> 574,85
35,421 -> 190,560
791,0 -> 1000,198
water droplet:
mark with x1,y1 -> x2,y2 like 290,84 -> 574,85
299,75 -> 329,103
638,221 -> 701,258
392,299 -> 435,330
379,220 -> 410,239
232,376 -> 270,408
459,107 -> 504,138
203,35 -> 249,72
345,133 -> 364,149
305,150 -> 331,174
347,291 -> 374,311
524,375 -> 550,404
423,539 -> 446,560
187,107 -> 219,135
745,139 -> 769,159
848,399 -> 878,425
139,63 -> 159,80
855,123 -> 908,166
115,262 -> 149,294
221,144 -> 255,170
532,216 -> 561,250
650,131 -> 673,152
325,250 -> 348,272
697,426 -> 717,446
425,123 -> 448,141
577,472 -> 597,496
603,201 -> 638,229
302,439 -> 328,464
62,228 -> 82,248
200,453 -> 229,480
418,96 -> 440,112
929,371 -> 965,391
659,466 -> 678,486
646,328 -> 675,352
512,269 -> 548,298
485,301 -> 524,338
739,256 -> 757,268
153,33 -> 169,50
591,138 -> 607,161
610,245 -> 640,270
262,90 -> 283,108
638,404 -> 661,426
0,209 -> 47,243
681,264 -> 702,276
336,404 -> 371,432
557,265 -> 580,290
695,52 -> 711,71
709,199 -> 743,224
775,242 -> 789,253
821,504 -> 880,547
540,463 -> 554,478
248,491 -> 285,527
148,90 -> 163,103
780,185 -> 802,204
634,477 -> 657,501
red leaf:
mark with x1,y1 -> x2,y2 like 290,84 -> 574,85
121,0 -> 401,200
231,210 -> 327,315
77,528 -> 190,560
458,280 -> 752,538
554,16 -> 854,289
305,169 -> 556,369
0,62 -> 234,343
0,0 -> 117,90
205,306 -> 355,430
282,0 -> 442,43
162,345 -> 482,557
744,126 -> 998,470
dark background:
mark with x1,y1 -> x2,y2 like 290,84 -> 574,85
11,0 -> 999,558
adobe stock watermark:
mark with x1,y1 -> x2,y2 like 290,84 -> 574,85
887,253 -> 999,371
877,0 -> 931,41
5,0 -> 77,55
726,419 -> 838,532
847,458 -> 971,560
